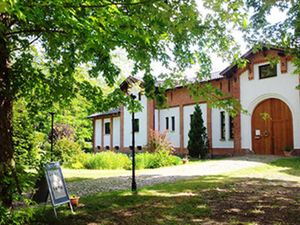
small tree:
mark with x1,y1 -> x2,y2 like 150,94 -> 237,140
187,104 -> 208,159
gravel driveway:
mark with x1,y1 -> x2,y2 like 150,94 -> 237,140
67,155 -> 281,197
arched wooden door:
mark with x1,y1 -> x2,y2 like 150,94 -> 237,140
252,98 -> 293,155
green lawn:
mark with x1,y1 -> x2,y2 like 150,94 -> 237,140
32,157 -> 300,225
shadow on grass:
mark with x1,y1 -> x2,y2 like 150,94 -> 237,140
66,174 -> 199,196
32,175 -> 300,225
269,157 -> 300,177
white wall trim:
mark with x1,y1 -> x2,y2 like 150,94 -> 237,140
247,93 -> 295,116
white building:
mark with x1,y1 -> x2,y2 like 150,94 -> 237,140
89,47 -> 300,156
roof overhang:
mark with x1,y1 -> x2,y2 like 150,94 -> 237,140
220,45 -> 286,78
119,76 -> 144,93
87,108 -> 120,119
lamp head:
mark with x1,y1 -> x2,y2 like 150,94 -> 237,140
130,94 -> 137,99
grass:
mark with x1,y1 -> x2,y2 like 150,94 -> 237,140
67,151 -> 182,170
31,157 -> 300,225
270,157 -> 300,176
228,157 -> 300,182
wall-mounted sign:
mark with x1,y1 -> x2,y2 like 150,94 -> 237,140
255,129 -> 261,136
45,162 -> 73,217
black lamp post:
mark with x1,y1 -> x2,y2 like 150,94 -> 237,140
50,112 -> 55,161
130,94 -> 137,192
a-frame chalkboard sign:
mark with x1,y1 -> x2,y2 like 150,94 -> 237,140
45,162 -> 74,217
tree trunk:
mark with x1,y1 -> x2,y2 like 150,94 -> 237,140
32,176 -> 49,203
0,37 -> 15,208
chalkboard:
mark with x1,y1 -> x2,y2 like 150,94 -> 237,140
45,162 -> 73,216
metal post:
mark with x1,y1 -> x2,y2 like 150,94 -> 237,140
131,95 -> 137,191
50,112 -> 55,161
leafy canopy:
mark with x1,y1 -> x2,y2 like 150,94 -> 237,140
1,0 -> 247,111
242,1 -> 300,89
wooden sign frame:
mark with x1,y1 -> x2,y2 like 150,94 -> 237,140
45,162 -> 73,217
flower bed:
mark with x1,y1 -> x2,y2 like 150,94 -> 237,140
66,151 -> 182,170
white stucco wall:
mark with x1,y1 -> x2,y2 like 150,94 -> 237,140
211,108 -> 234,148
113,117 -> 120,147
159,107 -> 180,147
124,93 -> 148,147
240,61 -> 300,150
103,118 -> 111,148
183,104 -> 207,148
94,119 -> 102,148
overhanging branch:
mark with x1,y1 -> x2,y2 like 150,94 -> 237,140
72,0 -> 161,8
6,28 -> 66,37
26,0 -> 162,9
11,34 -> 42,52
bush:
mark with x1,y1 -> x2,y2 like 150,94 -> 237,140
135,152 -> 155,169
0,202 -> 35,225
145,129 -> 174,153
64,150 -> 182,170
135,150 -> 182,169
64,152 -> 89,169
49,123 -> 75,143
83,151 -> 131,170
53,138 -> 82,165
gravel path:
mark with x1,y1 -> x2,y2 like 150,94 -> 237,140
67,155 -> 281,197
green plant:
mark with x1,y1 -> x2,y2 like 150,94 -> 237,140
0,202 -> 35,225
135,152 -> 156,169
145,129 -> 174,153
64,152 -> 89,169
83,151 -> 131,170
49,123 -> 75,143
53,138 -> 82,165
187,104 -> 209,159
69,194 -> 79,199
135,151 -> 182,169
283,146 -> 293,152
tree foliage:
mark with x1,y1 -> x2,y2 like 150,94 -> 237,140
187,104 -> 208,159
244,0 -> 300,89
49,124 -> 75,143
0,0 -> 247,208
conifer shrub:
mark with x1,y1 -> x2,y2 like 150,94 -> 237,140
187,104 -> 209,159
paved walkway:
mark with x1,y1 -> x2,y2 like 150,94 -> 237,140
67,155 -> 281,197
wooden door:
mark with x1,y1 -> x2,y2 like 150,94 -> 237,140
251,98 -> 293,155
